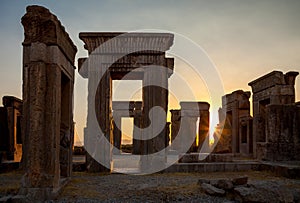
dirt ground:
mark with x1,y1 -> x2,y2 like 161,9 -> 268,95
0,170 -> 300,202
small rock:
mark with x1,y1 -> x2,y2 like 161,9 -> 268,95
234,181 -> 294,203
200,183 -> 226,196
210,179 -> 234,190
197,178 -> 210,185
232,176 -> 248,185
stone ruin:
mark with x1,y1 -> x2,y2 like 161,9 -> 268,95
0,96 -> 22,163
112,101 -> 143,154
214,90 -> 253,155
170,102 -> 210,153
78,32 -> 175,172
0,4 -> 299,202
249,71 -> 300,161
19,5 -> 77,200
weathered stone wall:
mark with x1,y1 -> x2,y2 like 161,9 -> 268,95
20,5 -> 77,201
249,71 -> 299,157
214,90 -> 253,155
257,104 -> 300,161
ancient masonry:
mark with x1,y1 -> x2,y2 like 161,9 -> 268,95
20,6 -> 77,200
0,96 -> 22,162
78,32 -> 174,172
0,4 -> 299,202
215,90 -> 253,155
248,71 -> 300,161
112,101 -> 143,155
170,102 -> 210,153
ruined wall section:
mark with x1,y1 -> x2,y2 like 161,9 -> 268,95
21,5 -> 77,200
258,104 -> 300,161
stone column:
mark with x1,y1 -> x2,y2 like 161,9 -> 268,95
132,115 -> 142,154
133,101 -> 142,154
141,64 -> 168,171
86,68 -> 112,172
6,106 -> 15,160
112,114 -> 122,154
198,109 -> 209,150
179,102 -> 199,154
21,6 -> 77,201
170,110 -> 181,151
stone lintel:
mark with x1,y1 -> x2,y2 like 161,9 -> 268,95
112,101 -> 135,111
21,5 -> 77,64
79,32 -> 174,54
78,56 -> 174,79
180,102 -> 210,111
112,101 -> 142,111
23,45 -> 75,80
248,70 -> 299,93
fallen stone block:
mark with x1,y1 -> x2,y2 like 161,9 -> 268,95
197,178 -> 210,185
210,179 -> 234,190
200,183 -> 225,196
234,181 -> 294,203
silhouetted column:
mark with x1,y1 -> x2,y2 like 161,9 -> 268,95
198,109 -> 209,150
170,110 -> 181,151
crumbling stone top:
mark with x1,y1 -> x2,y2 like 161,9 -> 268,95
79,32 -> 174,54
21,5 -> 77,64
222,90 -> 251,106
248,71 -> 299,93
2,96 -> 22,109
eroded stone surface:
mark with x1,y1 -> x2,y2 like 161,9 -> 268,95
249,71 -> 299,159
215,90 -> 253,155
21,5 -> 77,201
200,183 -> 226,196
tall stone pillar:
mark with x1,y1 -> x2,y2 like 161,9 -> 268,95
112,114 -> 122,154
85,69 -> 112,172
133,115 -> 142,154
21,6 -> 77,200
178,102 -> 210,153
198,109 -> 209,150
1,96 -> 23,162
170,110 -> 181,151
141,64 -> 168,170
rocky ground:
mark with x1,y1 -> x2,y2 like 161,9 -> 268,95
0,170 -> 300,202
